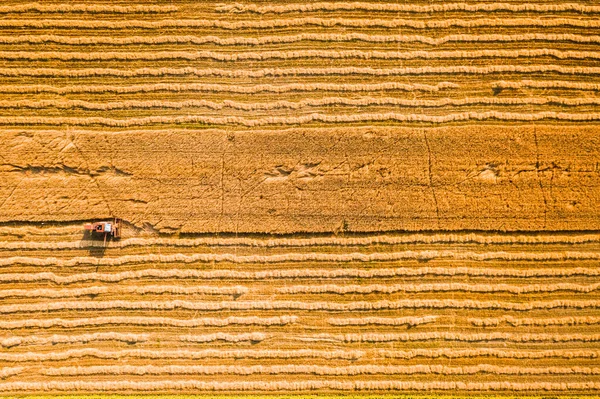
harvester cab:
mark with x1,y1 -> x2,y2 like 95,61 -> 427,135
84,218 -> 122,246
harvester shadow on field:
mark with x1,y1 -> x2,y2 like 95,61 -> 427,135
81,229 -> 108,258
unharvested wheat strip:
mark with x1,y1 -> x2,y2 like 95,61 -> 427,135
179,333 -> 267,343
0,4 -> 177,13
328,316 -> 438,326
2,250 -> 600,267
471,316 -> 600,327
382,348 -> 600,360
1,18 -> 599,29
42,364 -> 600,376
283,282 -> 600,295
217,2 -> 600,14
4,111 -> 600,127
0,82 -> 457,95
4,33 -> 600,46
1,332 -> 149,348
4,65 -> 600,78
3,299 -> 600,314
3,267 -> 599,285
0,316 -> 297,329
0,348 -> 362,362
1,380 -> 599,391
324,332 -> 600,343
3,49 -> 600,61
494,80 -> 600,91
0,367 -> 22,379
9,96 -> 600,111
0,285 -> 247,298
4,232 -> 600,250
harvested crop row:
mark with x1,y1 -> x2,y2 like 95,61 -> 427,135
2,250 -> 599,267
3,33 -> 599,46
0,225 -> 81,236
216,2 -> 600,14
327,332 -> 600,343
3,65 -> 599,78
4,111 -> 600,127
470,316 -> 600,327
3,299 -> 599,314
0,285 -> 247,298
328,316 -> 438,326
381,349 -> 600,360
3,49 -> 600,61
2,232 -> 600,249
494,80 -> 600,90
1,17 -> 599,29
0,82 -> 457,95
1,332 -> 265,348
0,316 -> 298,329
0,348 -> 363,362
0,367 -> 22,379
282,283 -> 600,294
125,285 -> 248,296
6,348 -> 600,362
0,4 -> 177,13
0,380 -> 599,391
3,267 -> 599,285
8,96 -> 600,111
178,333 -> 267,343
1,332 -> 149,348
42,364 -> 600,376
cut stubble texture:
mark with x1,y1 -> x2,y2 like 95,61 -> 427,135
0,0 -> 599,395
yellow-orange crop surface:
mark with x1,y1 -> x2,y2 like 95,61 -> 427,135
0,0 -> 600,396
1,229 -> 600,394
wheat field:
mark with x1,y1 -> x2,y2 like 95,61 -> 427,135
1,227 -> 600,394
0,0 -> 599,396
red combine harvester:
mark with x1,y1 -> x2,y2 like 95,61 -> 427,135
84,218 -> 122,246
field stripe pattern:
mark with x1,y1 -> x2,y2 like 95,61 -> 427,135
0,229 -> 599,393
1,0 -> 600,395
0,0 -> 599,132
1,0 -> 599,231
